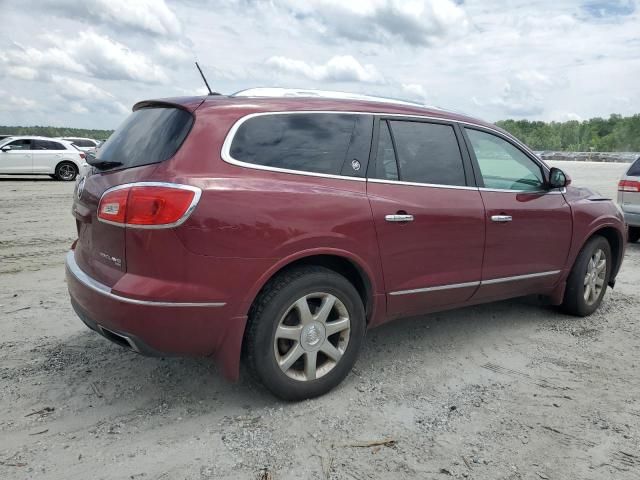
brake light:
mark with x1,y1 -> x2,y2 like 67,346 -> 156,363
618,180 -> 640,192
98,183 -> 200,228
79,152 -> 86,159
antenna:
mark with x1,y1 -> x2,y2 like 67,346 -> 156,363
195,62 -> 219,95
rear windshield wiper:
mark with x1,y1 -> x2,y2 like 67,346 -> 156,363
88,159 -> 123,170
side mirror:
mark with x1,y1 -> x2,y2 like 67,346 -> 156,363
548,167 -> 570,189
1,146 -> 10,152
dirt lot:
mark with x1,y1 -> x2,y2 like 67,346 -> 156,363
1,162 -> 639,480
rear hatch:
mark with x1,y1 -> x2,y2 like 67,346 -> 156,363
72,101 -> 199,287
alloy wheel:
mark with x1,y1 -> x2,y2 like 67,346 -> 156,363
584,248 -> 606,305
58,164 -> 76,181
273,292 -> 351,381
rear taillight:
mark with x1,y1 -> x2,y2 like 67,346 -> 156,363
98,183 -> 201,228
618,180 -> 640,192
79,152 -> 86,159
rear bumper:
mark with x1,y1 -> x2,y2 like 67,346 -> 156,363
65,250 -> 247,380
622,209 -> 640,227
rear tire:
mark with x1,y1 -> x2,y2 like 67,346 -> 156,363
561,235 -> 611,316
54,162 -> 78,181
629,227 -> 640,243
244,266 -> 365,401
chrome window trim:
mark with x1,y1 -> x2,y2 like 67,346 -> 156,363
478,187 -> 566,195
220,111 -> 368,182
389,270 -> 561,296
97,182 -> 202,229
65,251 -> 226,307
220,110 -> 549,186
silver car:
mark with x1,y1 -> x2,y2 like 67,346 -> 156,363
618,157 -> 640,243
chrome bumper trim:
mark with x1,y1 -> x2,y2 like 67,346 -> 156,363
65,251 -> 226,308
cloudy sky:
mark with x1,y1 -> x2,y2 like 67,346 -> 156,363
1,0 -> 639,129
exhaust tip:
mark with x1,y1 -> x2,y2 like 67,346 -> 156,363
98,325 -> 140,353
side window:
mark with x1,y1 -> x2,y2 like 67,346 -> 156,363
33,140 -> 64,150
388,120 -> 466,186
465,128 -> 544,191
373,121 -> 399,180
628,158 -> 640,176
229,113 -> 372,177
6,139 -> 31,150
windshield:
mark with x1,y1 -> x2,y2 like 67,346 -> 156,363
93,107 -> 193,170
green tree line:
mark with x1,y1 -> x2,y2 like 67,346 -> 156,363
496,114 -> 640,152
0,126 -> 113,141
2,113 -> 640,151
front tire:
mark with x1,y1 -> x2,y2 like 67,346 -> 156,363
244,266 -> 365,401
629,227 -> 640,243
54,162 -> 78,181
561,235 -> 611,316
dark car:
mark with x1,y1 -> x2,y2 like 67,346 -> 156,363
65,88 -> 626,400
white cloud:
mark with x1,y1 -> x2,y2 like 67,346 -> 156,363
266,55 -> 384,83
40,0 -> 181,36
401,83 -> 428,102
268,0 -> 469,46
0,0 -> 639,127
51,75 -> 129,115
1,32 -> 169,84
70,32 -> 170,83
0,96 -> 38,112
156,42 -> 192,66
51,75 -> 116,102
472,69 -> 565,116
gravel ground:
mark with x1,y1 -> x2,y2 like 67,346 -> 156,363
1,162 -> 639,480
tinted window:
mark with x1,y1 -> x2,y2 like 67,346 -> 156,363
33,140 -> 65,150
6,139 -> 31,150
628,158 -> 640,177
95,107 -> 193,169
230,113 -> 372,177
465,128 -> 544,191
373,121 -> 398,180
388,121 -> 466,186
74,139 -> 95,147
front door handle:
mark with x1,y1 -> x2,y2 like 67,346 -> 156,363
385,214 -> 414,223
491,215 -> 513,223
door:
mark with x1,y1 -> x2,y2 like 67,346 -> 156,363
462,127 -> 572,301
32,139 -> 66,173
0,139 -> 33,173
367,119 -> 485,318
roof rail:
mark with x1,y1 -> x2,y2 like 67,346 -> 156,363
231,87 -> 435,109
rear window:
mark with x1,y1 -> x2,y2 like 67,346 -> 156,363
95,107 -> 193,169
628,158 -> 640,176
229,113 -> 372,177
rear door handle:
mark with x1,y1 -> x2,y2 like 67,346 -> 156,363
491,215 -> 513,223
385,214 -> 414,223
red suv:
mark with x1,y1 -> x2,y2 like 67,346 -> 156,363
66,89 -> 626,400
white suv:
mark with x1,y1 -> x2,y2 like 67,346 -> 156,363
0,136 -> 88,181
58,137 -> 100,153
